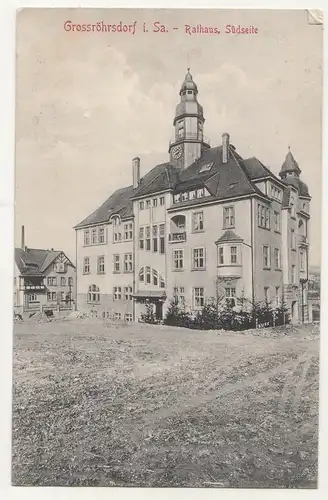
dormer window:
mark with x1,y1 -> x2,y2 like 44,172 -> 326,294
189,190 -> 196,200
199,162 -> 213,174
174,193 -> 181,203
197,188 -> 205,198
182,192 -> 188,201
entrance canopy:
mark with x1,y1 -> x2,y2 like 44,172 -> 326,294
133,291 -> 167,302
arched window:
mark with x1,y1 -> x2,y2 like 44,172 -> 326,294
88,285 -> 100,303
138,267 -> 166,288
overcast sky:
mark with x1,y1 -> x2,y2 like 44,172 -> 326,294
15,8 -> 323,266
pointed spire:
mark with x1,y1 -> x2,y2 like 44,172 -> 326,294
279,146 -> 301,178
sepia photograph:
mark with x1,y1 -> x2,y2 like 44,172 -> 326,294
12,8 -> 323,489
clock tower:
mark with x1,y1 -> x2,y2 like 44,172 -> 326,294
169,69 -> 210,169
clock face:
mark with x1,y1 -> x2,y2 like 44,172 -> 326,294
172,145 -> 182,160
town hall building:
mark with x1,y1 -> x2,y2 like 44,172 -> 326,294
74,69 -> 312,324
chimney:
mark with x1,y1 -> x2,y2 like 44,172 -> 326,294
132,157 -> 140,188
21,225 -> 25,249
222,133 -> 230,164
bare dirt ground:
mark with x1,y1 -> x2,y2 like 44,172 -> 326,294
12,320 -> 319,488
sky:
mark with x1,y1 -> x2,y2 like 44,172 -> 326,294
14,8 -> 323,266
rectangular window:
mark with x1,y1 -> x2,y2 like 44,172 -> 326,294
174,194 -> 181,203
68,277 -> 73,286
146,199 -> 151,209
218,247 -> 224,265
84,230 -> 90,246
125,313 -> 133,322
46,291 -> 56,301
139,227 -> 144,250
124,286 -> 133,301
124,223 -> 133,241
230,246 -> 237,264
159,224 -> 165,254
146,226 -> 151,251
193,247 -> 205,269
197,188 -> 205,198
225,287 -> 236,307
258,204 -> 270,229
114,312 -> 122,320
97,256 -> 105,274
139,201 -> 144,210
192,211 -> 204,232
193,287 -> 204,308
60,277 -> 66,286
99,227 -> 105,243
113,287 -> 122,301
274,211 -> 281,232
300,251 -> 305,271
173,286 -> 185,307
263,245 -> 270,268
46,276 -> 57,286
124,253 -> 133,272
153,198 -> 158,207
159,196 -> 165,206
83,257 -> 90,274
173,249 -> 184,270
113,254 -> 120,273
91,228 -> 97,244
224,206 -> 235,228
60,291 -> 65,301
291,265 -> 296,284
152,225 -> 158,253
275,286 -> 280,307
274,248 -> 280,269
182,192 -> 188,201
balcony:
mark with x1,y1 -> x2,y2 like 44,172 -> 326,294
298,235 -> 309,247
169,133 -> 211,147
21,284 -> 46,291
217,265 -> 242,278
169,232 -> 187,243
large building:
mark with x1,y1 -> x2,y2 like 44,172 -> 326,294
75,69 -> 312,324
14,226 -> 76,316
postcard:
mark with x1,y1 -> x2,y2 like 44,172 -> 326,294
12,8 -> 323,488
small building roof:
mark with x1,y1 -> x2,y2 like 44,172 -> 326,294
215,230 -> 243,244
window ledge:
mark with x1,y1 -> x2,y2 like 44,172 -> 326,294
275,268 -> 282,272
263,267 -> 271,271
82,272 -> 90,275
113,271 -> 121,274
123,270 -> 134,274
172,268 -> 185,272
191,230 -> 204,234
258,226 -> 271,231
97,272 -> 106,275
274,230 -> 281,234
217,264 -> 241,268
223,226 -> 235,230
191,267 -> 206,271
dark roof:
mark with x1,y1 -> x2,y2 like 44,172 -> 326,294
75,185 -> 134,228
171,146 -> 268,206
216,230 -> 243,244
180,69 -> 198,94
75,142 -> 298,228
243,156 -> 284,185
14,248 -> 67,276
132,162 -> 179,198
282,176 -> 310,197
279,149 -> 301,176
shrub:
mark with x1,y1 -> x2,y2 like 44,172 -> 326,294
141,302 -> 157,324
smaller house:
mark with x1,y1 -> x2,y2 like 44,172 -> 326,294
14,227 -> 76,315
